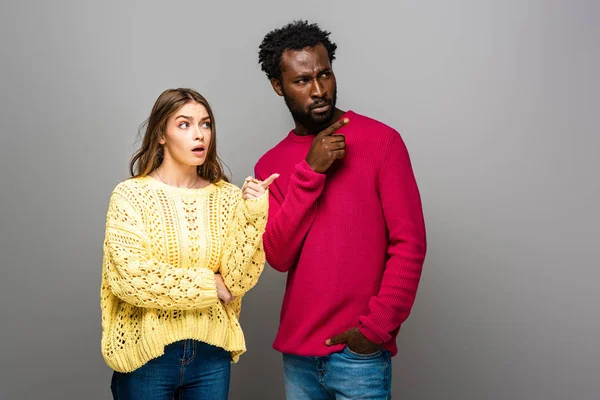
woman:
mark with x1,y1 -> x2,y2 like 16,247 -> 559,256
100,88 -> 277,399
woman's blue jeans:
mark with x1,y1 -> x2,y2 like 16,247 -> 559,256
111,340 -> 230,400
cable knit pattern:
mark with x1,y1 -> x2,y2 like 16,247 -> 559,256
100,176 -> 267,373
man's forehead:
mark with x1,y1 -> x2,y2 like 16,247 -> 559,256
281,45 -> 330,71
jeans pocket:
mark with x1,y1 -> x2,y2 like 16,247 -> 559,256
344,346 -> 382,359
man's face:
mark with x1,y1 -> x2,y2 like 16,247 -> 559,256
273,43 -> 337,132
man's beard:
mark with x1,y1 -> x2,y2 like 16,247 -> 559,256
283,86 -> 337,133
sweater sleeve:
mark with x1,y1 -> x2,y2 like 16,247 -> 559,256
255,159 -> 326,272
219,188 -> 268,297
103,191 -> 219,310
358,131 -> 427,344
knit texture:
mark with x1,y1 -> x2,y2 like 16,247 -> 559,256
101,176 -> 267,372
255,110 -> 427,357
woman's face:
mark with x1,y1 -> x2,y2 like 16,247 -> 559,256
159,101 -> 212,168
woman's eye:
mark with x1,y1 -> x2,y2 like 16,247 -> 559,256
201,122 -> 212,129
179,122 -> 189,129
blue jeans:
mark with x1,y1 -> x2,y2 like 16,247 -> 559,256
283,347 -> 392,399
111,340 -> 230,400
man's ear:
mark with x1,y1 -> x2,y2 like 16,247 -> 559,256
270,78 -> 284,97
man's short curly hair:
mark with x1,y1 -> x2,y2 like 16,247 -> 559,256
258,20 -> 337,81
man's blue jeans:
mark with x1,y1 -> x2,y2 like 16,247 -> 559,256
110,339 -> 230,400
283,347 -> 392,399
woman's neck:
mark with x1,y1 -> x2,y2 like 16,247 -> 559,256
152,160 -> 200,189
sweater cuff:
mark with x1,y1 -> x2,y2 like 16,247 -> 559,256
188,268 -> 219,304
295,159 -> 327,186
358,318 -> 393,345
243,191 -> 269,220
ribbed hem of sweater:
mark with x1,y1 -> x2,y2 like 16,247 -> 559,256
102,313 -> 246,373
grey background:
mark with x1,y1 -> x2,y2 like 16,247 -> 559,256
1,0 -> 598,399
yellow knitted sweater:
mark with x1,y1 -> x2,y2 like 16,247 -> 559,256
100,176 -> 267,373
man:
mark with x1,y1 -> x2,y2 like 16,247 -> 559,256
255,20 -> 427,399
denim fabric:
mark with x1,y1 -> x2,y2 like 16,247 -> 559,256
283,347 -> 392,399
111,340 -> 230,400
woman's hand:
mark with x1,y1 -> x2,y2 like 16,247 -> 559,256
214,273 -> 235,304
241,173 -> 279,200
